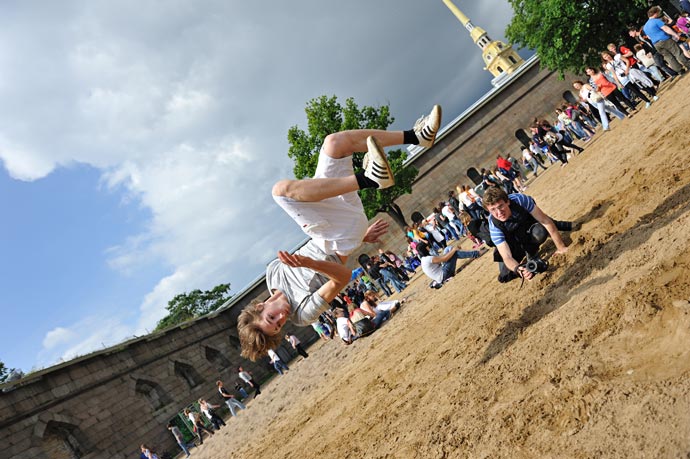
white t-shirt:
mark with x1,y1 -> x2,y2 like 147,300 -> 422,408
238,371 -> 252,384
635,49 -> 655,68
336,317 -> 351,341
421,256 -> 443,283
265,240 -> 340,326
267,349 -> 281,362
522,148 -> 533,161
441,204 -> 456,221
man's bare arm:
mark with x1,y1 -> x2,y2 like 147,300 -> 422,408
277,251 -> 350,303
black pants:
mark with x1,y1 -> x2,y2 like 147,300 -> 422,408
496,221 -> 573,283
623,81 -> 653,104
250,379 -> 261,397
605,90 -> 635,114
295,344 -> 309,358
209,414 -> 226,430
194,422 -> 215,444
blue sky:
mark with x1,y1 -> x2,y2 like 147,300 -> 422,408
0,0 -> 526,372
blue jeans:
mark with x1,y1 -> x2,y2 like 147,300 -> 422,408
380,268 -> 406,293
372,310 -> 391,328
375,278 -> 392,296
273,360 -> 289,375
441,247 -> 480,282
225,398 -> 246,416
177,441 -> 190,457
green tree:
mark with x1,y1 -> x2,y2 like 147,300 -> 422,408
287,95 -> 418,229
155,283 -> 232,331
505,0 -> 647,75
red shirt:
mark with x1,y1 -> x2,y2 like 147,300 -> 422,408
496,157 -> 512,171
591,73 -> 617,97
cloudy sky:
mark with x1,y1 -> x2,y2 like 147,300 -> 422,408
0,0 -> 528,372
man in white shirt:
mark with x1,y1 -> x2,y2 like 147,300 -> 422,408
418,243 -> 481,289
267,349 -> 290,375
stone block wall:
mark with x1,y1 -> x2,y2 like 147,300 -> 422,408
0,279 -> 315,459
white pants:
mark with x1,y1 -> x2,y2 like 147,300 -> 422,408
273,147 -> 368,256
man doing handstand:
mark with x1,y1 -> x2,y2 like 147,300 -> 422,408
238,105 -> 442,360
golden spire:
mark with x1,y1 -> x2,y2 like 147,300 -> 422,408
441,0 -> 525,83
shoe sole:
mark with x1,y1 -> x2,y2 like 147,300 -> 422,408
365,136 -> 395,189
419,105 -> 442,147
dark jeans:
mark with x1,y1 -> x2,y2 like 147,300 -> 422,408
441,248 -> 480,282
496,221 -> 573,283
295,344 -> 309,358
376,277 -> 392,296
371,310 -> 391,328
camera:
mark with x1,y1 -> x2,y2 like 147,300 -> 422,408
524,257 -> 548,274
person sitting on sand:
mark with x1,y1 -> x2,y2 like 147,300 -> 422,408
359,290 -> 401,328
418,243 -> 482,289
334,306 -> 356,345
483,186 -> 579,283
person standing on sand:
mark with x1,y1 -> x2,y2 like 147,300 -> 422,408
218,380 -> 247,416
238,366 -> 261,397
167,423 -> 190,458
285,333 -> 309,358
268,348 -> 290,375
237,105 -> 442,361
184,408 -> 214,445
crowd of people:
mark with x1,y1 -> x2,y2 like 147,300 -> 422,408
139,5 -> 688,457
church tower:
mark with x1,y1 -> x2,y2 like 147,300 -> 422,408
442,0 -> 524,86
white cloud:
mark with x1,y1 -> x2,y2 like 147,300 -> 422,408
38,317 -> 135,366
0,0 -> 521,369
42,327 -> 76,350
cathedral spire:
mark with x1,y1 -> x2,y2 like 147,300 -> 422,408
441,0 -> 525,85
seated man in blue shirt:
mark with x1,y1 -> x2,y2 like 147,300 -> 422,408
483,186 -> 578,283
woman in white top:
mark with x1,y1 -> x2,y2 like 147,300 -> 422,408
601,51 -> 656,108
572,80 -> 625,131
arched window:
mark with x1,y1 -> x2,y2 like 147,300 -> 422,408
135,378 -> 172,410
509,56 -> 516,64
497,66 -> 504,73
204,346 -> 231,372
514,129 -> 531,147
43,421 -> 85,459
174,361 -> 203,389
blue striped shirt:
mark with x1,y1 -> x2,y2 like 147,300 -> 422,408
488,194 -> 536,246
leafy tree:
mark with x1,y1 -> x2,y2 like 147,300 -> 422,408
505,0 -> 647,75
155,283 -> 232,331
287,95 -> 418,229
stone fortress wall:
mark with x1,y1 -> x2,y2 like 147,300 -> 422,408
0,58 -> 579,458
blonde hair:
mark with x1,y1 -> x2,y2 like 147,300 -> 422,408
237,301 -> 284,361
459,211 -> 472,227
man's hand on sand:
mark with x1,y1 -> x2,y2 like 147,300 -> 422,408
554,247 -> 569,255
363,219 -> 389,243
277,251 -> 312,268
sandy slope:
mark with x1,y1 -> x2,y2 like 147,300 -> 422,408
191,77 -> 690,459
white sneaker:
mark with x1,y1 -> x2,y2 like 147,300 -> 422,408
645,102 -> 651,109
413,105 -> 442,148
653,95 -> 659,101
363,136 -> 394,189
